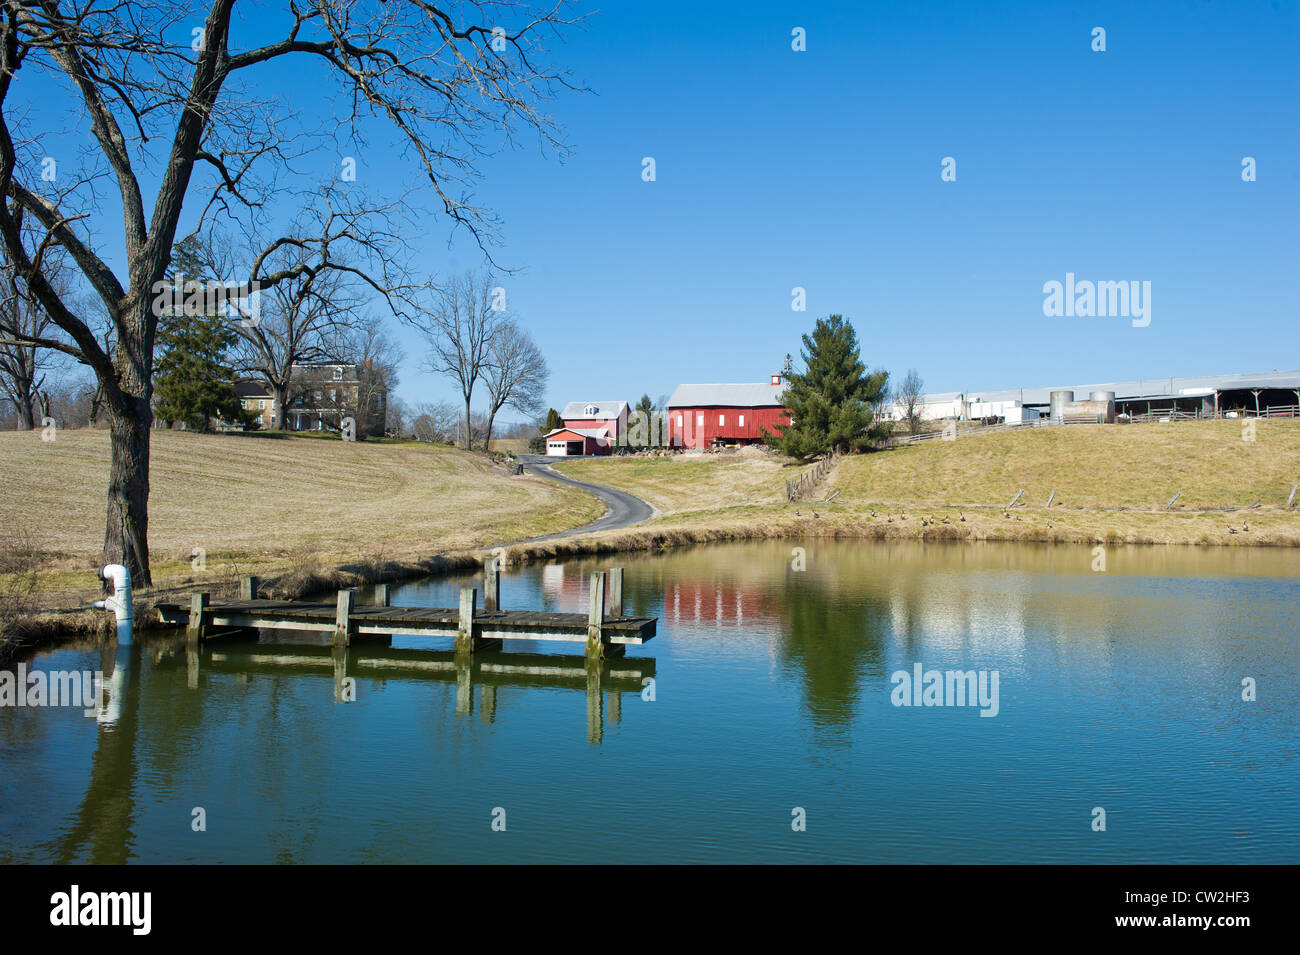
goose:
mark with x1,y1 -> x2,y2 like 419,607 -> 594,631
1228,527 -> 1237,534
959,513 -> 966,522
1242,523 -> 1250,532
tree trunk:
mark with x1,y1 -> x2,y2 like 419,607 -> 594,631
14,392 -> 35,430
271,381 -> 289,430
103,394 -> 153,587
484,409 -> 498,451
463,395 -> 473,450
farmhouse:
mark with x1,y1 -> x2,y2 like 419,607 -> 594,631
667,373 -> 791,448
543,400 -> 629,456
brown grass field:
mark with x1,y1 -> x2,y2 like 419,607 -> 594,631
554,419 -> 1300,547
0,428 -> 602,606
3,418 -> 1298,659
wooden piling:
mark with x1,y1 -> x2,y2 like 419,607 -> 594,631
239,575 -> 259,600
374,583 -> 389,607
187,592 -> 209,643
333,589 -> 355,647
456,586 -> 477,655
586,571 -> 607,660
609,567 -> 624,617
484,556 -> 500,612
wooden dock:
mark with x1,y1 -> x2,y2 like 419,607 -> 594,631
156,566 -> 655,660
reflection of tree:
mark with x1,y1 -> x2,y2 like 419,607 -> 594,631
777,580 -> 891,744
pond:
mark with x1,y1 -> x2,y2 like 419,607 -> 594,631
2,540 -> 1296,863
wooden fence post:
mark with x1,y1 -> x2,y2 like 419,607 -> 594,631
484,556 -> 500,612
586,571 -> 607,660
609,567 -> 624,617
456,586 -> 477,655
187,592 -> 209,643
333,589 -> 354,647
239,575 -> 258,601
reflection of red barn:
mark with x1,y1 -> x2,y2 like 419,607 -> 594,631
665,579 -> 769,627
667,375 -> 790,448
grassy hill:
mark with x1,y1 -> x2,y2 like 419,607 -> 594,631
0,428 -> 602,603
553,420 -> 1300,546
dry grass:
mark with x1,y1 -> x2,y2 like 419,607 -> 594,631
833,418 -> 1300,510
544,420 -> 1300,547
556,446 -> 791,513
0,428 -> 603,605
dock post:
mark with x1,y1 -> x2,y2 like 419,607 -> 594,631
455,654 -> 473,715
333,589 -> 354,647
484,556 -> 500,612
187,592 -> 209,644
332,646 -> 350,704
608,686 -> 622,726
456,586 -> 477,655
239,575 -> 259,601
480,684 -> 498,724
586,571 -> 607,660
609,567 -> 624,617
374,583 -> 389,607
586,659 -> 604,744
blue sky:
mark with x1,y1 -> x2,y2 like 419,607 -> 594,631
23,0 -> 1300,414
426,0 -> 1299,410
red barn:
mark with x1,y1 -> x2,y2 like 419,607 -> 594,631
543,400 -> 629,456
667,375 -> 790,448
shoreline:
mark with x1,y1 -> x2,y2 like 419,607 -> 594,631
4,505 -> 1296,666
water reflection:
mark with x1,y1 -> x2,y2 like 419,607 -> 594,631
3,540 -> 1297,864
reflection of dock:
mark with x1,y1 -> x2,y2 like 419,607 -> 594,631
157,566 -> 655,660
186,643 -> 654,743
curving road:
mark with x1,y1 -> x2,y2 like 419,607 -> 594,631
518,454 -> 654,540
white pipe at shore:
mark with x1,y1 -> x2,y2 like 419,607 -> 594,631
92,564 -> 133,645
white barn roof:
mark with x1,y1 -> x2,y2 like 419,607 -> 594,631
562,400 -> 628,419
667,382 -> 786,408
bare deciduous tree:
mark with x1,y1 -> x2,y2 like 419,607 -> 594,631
406,269 -> 505,450
483,319 -> 547,449
895,368 -> 925,436
0,1 -> 582,584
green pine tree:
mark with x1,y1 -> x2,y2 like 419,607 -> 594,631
154,238 -> 249,431
764,315 -> 890,458
542,407 -> 562,432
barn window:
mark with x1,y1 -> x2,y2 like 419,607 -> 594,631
739,414 -> 745,427
696,414 -> 703,427
719,414 -> 725,426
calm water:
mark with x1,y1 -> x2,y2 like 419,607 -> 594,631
2,541 -> 1297,864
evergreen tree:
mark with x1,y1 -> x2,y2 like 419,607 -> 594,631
765,315 -> 890,458
542,407 -> 562,432
153,239 -> 249,431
